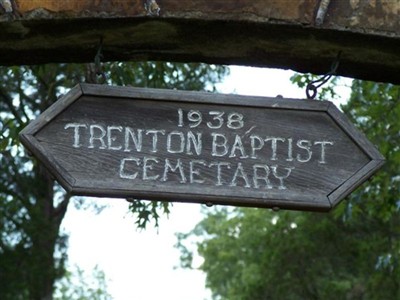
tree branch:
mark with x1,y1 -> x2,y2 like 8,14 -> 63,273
53,193 -> 71,225
16,79 -> 33,122
0,87 -> 23,126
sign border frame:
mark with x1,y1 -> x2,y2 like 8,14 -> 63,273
20,83 -> 385,212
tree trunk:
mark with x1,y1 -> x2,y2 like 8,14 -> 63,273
27,165 -> 69,300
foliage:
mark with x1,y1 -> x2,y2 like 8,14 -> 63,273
177,78 -> 400,299
343,80 -> 400,222
0,62 -> 228,299
54,265 -> 111,300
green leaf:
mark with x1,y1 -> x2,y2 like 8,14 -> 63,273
0,137 -> 9,150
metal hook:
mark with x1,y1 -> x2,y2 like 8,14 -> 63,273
93,37 -> 107,83
94,38 -> 103,72
306,51 -> 341,99
315,0 -> 332,26
144,0 -> 160,16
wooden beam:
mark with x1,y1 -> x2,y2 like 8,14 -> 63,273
0,0 -> 399,83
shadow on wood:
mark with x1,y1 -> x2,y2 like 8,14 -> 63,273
0,0 -> 399,83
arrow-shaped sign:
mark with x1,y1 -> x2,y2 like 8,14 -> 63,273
20,84 -> 384,212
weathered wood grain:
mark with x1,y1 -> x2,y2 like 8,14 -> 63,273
0,1 -> 399,83
20,84 -> 384,212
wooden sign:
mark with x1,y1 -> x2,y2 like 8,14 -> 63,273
20,84 -> 384,212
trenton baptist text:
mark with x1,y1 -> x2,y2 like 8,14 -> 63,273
64,108 -> 334,190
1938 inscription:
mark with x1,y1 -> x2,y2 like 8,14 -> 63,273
20,84 -> 384,211
64,107 -> 333,191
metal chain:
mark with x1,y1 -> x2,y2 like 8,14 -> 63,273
306,51 -> 341,99
93,37 -> 107,84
